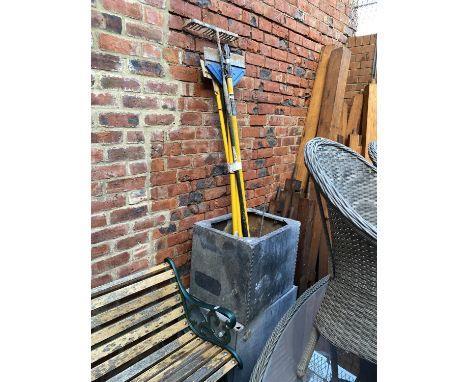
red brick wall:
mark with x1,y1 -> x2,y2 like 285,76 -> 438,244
344,33 -> 376,105
91,0 -> 354,288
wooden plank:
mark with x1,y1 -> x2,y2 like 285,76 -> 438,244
131,337 -> 206,382
91,294 -> 182,346
305,200 -> 323,287
268,199 -> 278,214
348,134 -> 361,153
346,93 -> 363,136
361,80 -> 377,160
318,231 -> 329,279
91,263 -> 170,299
204,359 -> 237,382
288,192 -> 300,220
295,197 -> 315,295
91,319 -> 188,381
340,101 -> 348,138
92,283 -> 179,328
148,344 -> 221,382
316,47 -> 351,141
183,350 -> 233,382
106,332 -> 197,382
91,269 -> 175,311
295,45 -> 336,192
92,307 -> 185,363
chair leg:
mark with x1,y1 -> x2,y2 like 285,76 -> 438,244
296,326 -> 319,378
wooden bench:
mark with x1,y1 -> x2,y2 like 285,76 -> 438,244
91,258 -> 242,382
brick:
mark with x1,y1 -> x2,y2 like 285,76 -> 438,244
91,163 -> 126,180
169,128 -> 196,140
181,112 -> 202,126
142,44 -> 161,60
91,93 -> 114,106
151,158 -> 165,172
146,81 -> 178,95
163,47 -> 180,64
259,17 -> 272,32
99,33 -> 138,55
99,113 -> 139,127
107,176 -> 146,193
116,232 -> 148,250
91,194 -> 126,213
246,52 -> 265,67
91,214 -> 107,228
250,115 -> 267,126
170,66 -> 199,82
170,0 -> 202,19
91,225 -> 128,244
91,148 -> 104,163
110,205 -> 148,223
177,168 -> 206,181
272,48 -> 288,62
129,59 -> 164,77
91,244 -> 109,259
122,95 -> 158,108
101,76 -> 140,91
167,230 -> 190,247
117,259 -> 149,278
128,161 -> 147,175
92,274 -> 113,288
218,1 -> 242,19
145,7 -> 165,26
102,0 -> 142,19
108,146 -> 145,161
168,31 -> 195,50
91,10 -> 122,34
152,198 -> 178,211
92,251 -> 130,274
186,98 -> 210,112
168,157 -> 191,169
145,114 -> 175,125
91,131 -> 122,144
91,52 -> 122,71
151,170 -> 177,186
126,23 -> 162,42
127,130 -> 145,143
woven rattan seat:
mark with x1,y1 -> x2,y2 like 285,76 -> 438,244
368,141 -> 377,166
303,137 -> 377,365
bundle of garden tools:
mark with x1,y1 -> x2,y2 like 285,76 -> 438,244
183,19 -> 250,237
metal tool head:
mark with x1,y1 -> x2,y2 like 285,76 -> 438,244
183,18 -> 238,43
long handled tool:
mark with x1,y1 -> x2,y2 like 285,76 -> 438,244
184,19 -> 250,237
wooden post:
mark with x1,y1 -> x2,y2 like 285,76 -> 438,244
361,80 -> 377,160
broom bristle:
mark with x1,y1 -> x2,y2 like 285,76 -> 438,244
183,18 -> 239,43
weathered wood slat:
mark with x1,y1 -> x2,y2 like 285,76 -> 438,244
92,283 -> 179,328
340,102 -> 348,138
91,269 -> 175,311
91,294 -> 182,346
361,80 -> 377,160
316,47 -> 351,141
92,307 -> 185,363
182,350 -> 233,382
91,319 -> 188,381
106,332 -> 197,382
295,197 -> 315,295
349,133 -> 361,153
131,337 -> 205,382
91,263 -> 170,299
295,45 -> 336,192
347,93 -> 363,136
158,346 -> 222,382
203,359 -> 237,382
146,342 -> 217,382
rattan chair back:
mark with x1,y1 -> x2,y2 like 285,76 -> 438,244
304,137 -> 377,363
368,141 -> 377,166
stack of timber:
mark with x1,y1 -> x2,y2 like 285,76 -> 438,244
270,43 -> 377,296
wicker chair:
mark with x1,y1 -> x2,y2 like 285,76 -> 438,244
297,137 -> 377,376
368,141 -> 377,166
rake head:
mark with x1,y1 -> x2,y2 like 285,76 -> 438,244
183,18 -> 238,43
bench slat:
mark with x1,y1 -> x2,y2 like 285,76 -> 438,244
106,332 -> 197,382
92,283 -> 178,328
204,358 -> 238,382
159,345 -> 223,382
91,269 -> 175,310
91,263 -> 170,298
91,318 -> 188,381
91,294 -> 182,346
131,337 -> 206,382
183,350 -> 233,382
92,306 -> 185,363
